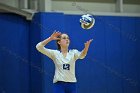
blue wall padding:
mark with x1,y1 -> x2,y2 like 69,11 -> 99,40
0,12 -> 140,93
29,13 -> 43,93
0,13 -> 30,93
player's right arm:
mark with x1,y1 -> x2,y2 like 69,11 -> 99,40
36,31 -> 61,59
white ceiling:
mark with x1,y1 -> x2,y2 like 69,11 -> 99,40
52,0 -> 140,4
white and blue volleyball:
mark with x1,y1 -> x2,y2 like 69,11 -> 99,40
80,14 -> 95,29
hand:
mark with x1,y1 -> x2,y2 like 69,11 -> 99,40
84,39 -> 93,49
80,39 -> 93,58
50,31 -> 61,40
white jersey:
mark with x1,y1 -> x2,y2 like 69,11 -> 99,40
36,42 -> 86,83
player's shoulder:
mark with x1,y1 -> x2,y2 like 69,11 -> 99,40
69,49 -> 79,53
52,49 -> 60,53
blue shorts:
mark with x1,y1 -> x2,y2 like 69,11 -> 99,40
53,81 -> 77,93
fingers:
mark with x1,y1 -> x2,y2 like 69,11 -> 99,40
53,30 -> 61,34
89,39 -> 93,42
52,30 -> 61,37
84,39 -> 93,47
85,39 -> 93,44
56,31 -> 61,36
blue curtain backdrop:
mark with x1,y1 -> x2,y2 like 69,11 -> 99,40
0,12 -> 140,93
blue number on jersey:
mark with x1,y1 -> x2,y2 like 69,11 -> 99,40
63,64 -> 70,70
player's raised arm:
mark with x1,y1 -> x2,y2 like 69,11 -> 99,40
36,31 -> 61,58
41,31 -> 61,46
80,39 -> 93,58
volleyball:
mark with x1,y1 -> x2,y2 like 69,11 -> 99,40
80,14 -> 95,29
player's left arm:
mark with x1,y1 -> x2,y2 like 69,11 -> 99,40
80,39 -> 93,57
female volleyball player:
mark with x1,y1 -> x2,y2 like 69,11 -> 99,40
36,31 -> 92,93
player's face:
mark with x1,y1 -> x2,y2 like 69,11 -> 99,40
59,34 -> 70,48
